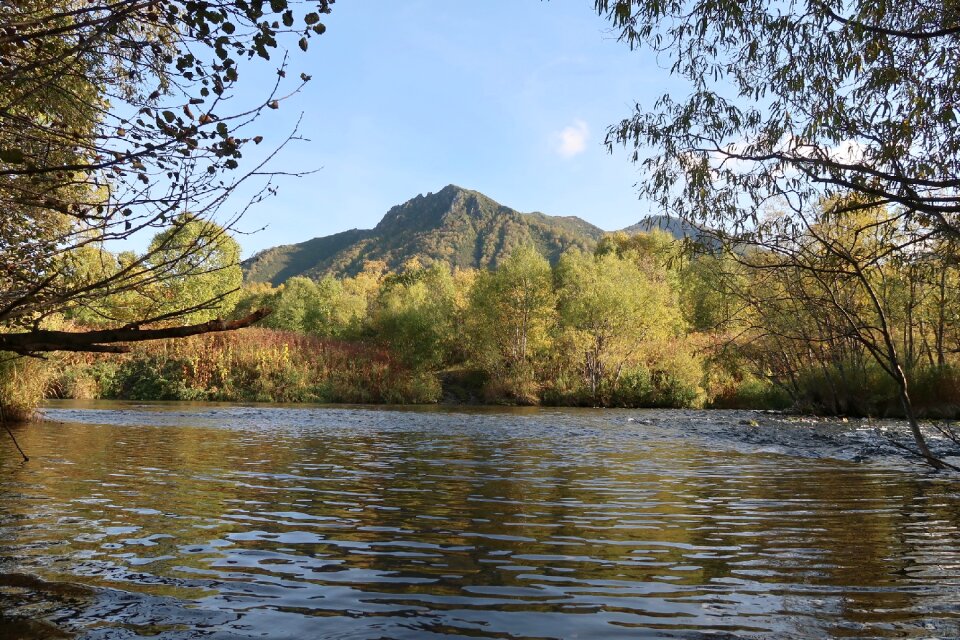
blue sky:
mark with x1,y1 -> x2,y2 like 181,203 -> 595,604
229,2 -> 678,258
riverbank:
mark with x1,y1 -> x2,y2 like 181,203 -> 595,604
41,328 -> 786,410
11,326 -> 960,421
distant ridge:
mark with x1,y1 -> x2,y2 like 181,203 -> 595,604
621,214 -> 724,252
241,186 -> 715,285
243,185 -> 606,284
623,214 -> 703,241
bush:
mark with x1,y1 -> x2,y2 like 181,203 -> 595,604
0,355 -> 53,422
109,356 -> 201,400
645,348 -> 705,408
611,366 -> 654,407
908,365 -> 960,419
49,359 -> 119,400
709,375 -> 792,410
793,362 -> 897,416
49,328 -> 441,405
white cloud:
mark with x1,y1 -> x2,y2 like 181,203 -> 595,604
827,139 -> 867,165
553,120 -> 589,159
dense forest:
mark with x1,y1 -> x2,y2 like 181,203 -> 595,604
17,198 -> 957,429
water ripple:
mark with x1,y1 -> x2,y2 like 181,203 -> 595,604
0,403 -> 958,639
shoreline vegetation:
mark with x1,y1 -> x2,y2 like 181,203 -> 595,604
39,326 -> 960,418
6,226 -> 956,423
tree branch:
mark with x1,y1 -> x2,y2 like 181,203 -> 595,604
0,308 -> 271,355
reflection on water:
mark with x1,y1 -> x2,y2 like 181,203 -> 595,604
1,403 -> 958,639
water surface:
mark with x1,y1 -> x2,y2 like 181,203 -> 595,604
1,402 -> 958,638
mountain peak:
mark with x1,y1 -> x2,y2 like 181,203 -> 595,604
243,186 -> 607,284
374,185 -> 503,233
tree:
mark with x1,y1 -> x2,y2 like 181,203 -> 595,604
263,277 -> 319,334
63,215 -> 243,326
596,229 -> 685,275
731,200 -> 956,469
263,275 -> 351,336
595,0 -> 960,236
555,249 -> 682,403
0,0 -> 333,355
597,0 -> 960,467
141,214 -> 243,323
371,264 -> 456,371
466,245 -> 556,402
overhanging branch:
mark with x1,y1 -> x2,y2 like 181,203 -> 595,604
0,308 -> 271,355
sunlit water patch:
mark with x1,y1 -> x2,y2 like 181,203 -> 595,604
0,402 -> 958,639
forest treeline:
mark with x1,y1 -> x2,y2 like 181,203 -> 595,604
26,202 -> 960,419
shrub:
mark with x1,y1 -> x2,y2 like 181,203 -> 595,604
49,328 -> 441,405
611,366 -> 654,407
908,365 -> 960,419
709,375 -> 792,410
793,362 -> 897,416
0,355 -> 54,421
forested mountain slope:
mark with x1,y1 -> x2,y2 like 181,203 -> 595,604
243,185 -> 607,284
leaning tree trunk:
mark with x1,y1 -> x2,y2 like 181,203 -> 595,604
893,363 -> 943,470
839,250 -> 945,472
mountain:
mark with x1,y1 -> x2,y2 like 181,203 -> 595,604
622,214 -> 722,250
243,185 -> 607,284
623,214 -> 704,241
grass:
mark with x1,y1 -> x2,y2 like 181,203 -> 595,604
50,328 -> 441,405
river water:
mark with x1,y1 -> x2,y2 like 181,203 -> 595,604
0,402 -> 958,639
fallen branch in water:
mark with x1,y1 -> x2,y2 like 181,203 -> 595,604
0,404 -> 27,462
930,422 -> 960,450
876,429 -> 959,472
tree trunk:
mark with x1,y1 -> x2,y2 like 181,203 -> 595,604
894,364 -> 943,470
937,267 -> 947,367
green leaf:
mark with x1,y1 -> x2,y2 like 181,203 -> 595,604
298,37 -> 308,52
304,12 -> 320,25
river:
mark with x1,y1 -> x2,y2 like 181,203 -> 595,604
0,402 -> 958,639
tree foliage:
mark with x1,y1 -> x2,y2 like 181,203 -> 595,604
595,0 -> 960,234
466,245 -> 556,402
141,214 -> 243,324
719,198 -> 960,467
556,249 -> 682,402
372,264 -> 457,371
0,0 -> 332,354
596,0 -> 960,467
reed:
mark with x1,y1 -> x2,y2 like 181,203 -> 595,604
0,354 -> 54,422
51,328 -> 441,405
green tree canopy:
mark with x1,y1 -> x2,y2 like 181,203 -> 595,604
556,249 -> 683,402
140,214 -> 243,324
372,264 -> 457,370
467,245 -> 556,401
596,0 -> 960,235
